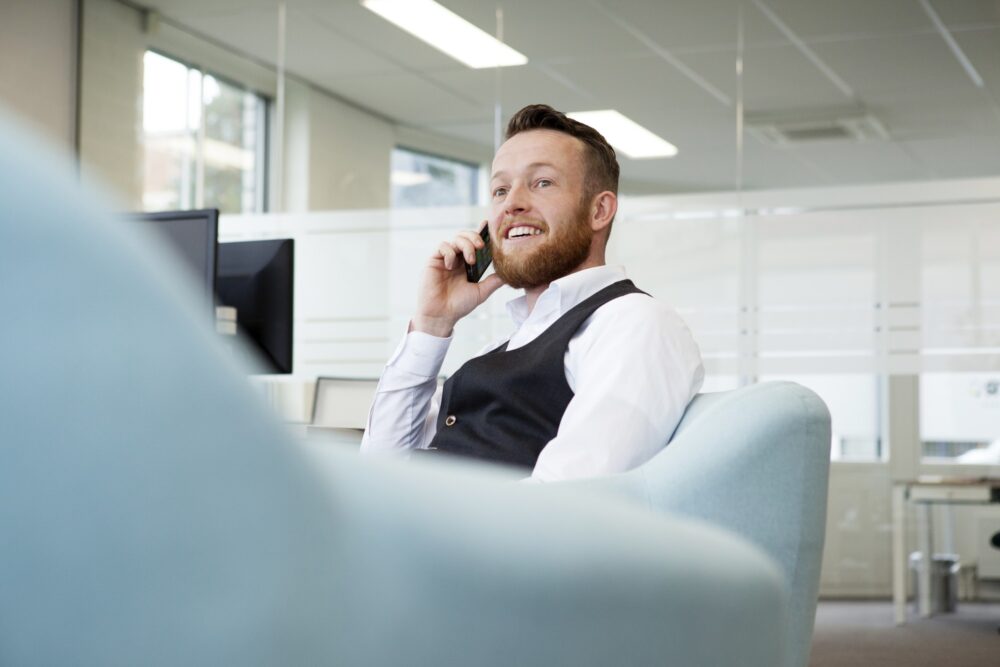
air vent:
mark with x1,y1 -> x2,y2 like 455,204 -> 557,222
746,109 -> 890,146
782,125 -> 853,141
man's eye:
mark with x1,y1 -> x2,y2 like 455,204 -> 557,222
536,179 -> 552,188
493,187 -> 508,197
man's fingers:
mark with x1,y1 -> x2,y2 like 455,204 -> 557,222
456,229 -> 484,248
453,236 -> 478,264
437,242 -> 458,270
436,226 -> 489,270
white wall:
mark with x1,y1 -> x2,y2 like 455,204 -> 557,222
281,79 -> 395,211
0,0 -> 77,152
308,88 -> 393,210
78,0 -> 143,207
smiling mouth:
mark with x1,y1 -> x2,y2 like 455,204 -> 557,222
505,225 -> 544,240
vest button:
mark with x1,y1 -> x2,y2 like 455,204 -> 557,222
445,415 -> 457,427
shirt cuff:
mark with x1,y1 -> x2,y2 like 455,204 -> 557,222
387,328 -> 452,378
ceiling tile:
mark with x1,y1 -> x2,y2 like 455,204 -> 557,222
928,0 -> 1000,27
550,54 -> 734,113
284,8 -> 400,79
323,71 -> 485,125
779,139 -> 931,183
439,0 -> 648,63
812,32 -> 983,96
952,26 -> 1000,95
684,43 -> 852,113
749,0 -> 932,39
147,0 -> 276,18
886,102 -> 1000,141
424,65 -> 601,122
903,134 -> 1000,178
162,7 -> 280,64
600,0 -> 783,51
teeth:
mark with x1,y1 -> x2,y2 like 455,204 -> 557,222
507,226 -> 543,239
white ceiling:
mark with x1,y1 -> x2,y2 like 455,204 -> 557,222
139,0 -> 1000,193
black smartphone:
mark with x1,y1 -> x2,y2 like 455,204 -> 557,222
465,226 -> 492,282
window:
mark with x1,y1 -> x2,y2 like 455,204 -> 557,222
142,51 -> 267,214
921,373 -> 1000,463
391,147 -> 481,207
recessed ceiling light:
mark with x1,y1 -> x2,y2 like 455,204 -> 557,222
362,0 -> 528,69
567,110 -> 678,159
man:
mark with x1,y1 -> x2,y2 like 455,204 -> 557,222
361,104 -> 703,481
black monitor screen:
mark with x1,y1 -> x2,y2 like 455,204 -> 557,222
216,239 -> 294,375
132,209 -> 219,308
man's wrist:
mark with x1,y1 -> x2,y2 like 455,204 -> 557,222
410,315 -> 456,338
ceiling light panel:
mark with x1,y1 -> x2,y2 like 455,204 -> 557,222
568,110 -> 678,159
362,0 -> 528,69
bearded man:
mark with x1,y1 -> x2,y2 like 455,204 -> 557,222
361,104 -> 704,482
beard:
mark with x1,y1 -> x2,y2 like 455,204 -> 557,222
492,200 -> 594,289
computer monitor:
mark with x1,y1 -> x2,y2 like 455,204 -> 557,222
216,239 -> 294,375
132,209 -> 219,308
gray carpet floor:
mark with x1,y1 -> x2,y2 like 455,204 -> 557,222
809,600 -> 1000,666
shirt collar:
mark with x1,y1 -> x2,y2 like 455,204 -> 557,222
504,265 -> 628,328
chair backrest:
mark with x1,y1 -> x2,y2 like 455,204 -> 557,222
573,382 -> 831,667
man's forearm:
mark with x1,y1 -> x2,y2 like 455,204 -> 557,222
360,329 -> 452,453
360,372 -> 439,453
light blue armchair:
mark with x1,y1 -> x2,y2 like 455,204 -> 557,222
0,110 -> 791,666
567,383 -> 832,667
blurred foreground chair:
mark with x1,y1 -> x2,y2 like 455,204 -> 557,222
0,110 -> 787,666
569,383 -> 832,667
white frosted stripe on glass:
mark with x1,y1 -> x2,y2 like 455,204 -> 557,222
758,332 -> 876,352
758,311 -> 876,329
887,330 -> 922,351
887,306 -> 922,328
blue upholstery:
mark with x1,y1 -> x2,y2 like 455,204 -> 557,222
0,110 -> 789,666
568,383 -> 832,667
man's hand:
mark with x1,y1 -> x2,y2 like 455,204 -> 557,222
412,223 -> 505,337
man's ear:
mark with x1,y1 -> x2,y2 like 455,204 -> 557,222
590,191 -> 617,232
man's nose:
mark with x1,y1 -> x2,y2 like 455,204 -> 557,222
504,182 -> 530,217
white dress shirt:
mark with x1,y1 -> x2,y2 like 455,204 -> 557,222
361,265 -> 704,481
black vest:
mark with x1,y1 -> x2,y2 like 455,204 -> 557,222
427,279 -> 647,469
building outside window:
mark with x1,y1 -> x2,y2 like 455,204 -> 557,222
142,50 -> 268,214
391,147 -> 482,207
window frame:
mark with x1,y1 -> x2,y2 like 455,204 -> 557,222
142,48 -> 271,214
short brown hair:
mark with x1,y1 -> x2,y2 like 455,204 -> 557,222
505,104 -> 619,198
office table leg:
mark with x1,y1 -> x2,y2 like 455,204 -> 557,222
916,502 -> 932,617
892,484 -> 907,625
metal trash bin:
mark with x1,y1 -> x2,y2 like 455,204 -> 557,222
909,552 -> 960,614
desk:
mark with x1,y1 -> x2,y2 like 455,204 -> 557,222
891,478 -> 1000,625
